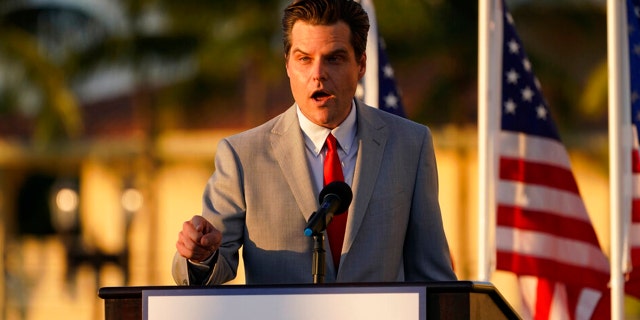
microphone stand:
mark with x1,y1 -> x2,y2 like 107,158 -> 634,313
312,233 -> 325,284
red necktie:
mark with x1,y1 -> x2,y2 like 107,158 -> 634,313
324,133 -> 347,271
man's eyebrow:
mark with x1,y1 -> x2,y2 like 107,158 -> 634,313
327,48 -> 349,56
290,48 -> 310,56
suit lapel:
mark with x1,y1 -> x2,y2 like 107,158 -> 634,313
270,102 -> 389,278
343,102 -> 388,256
270,105 -> 318,222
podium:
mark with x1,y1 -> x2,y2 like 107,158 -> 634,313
99,281 -> 520,319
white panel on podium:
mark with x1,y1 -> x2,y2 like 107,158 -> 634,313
143,285 -> 426,320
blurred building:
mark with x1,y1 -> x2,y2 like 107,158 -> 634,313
0,0 -> 617,319
0,1 -> 236,318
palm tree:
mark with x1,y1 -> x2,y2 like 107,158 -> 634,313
0,25 -> 82,145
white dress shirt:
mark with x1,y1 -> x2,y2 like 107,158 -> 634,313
296,100 -> 358,193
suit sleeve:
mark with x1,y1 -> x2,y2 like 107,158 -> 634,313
403,127 -> 457,281
172,138 -> 246,285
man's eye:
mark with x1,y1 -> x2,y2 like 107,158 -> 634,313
328,56 -> 344,63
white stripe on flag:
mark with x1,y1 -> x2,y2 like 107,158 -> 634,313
575,288 -> 602,320
496,227 -> 610,273
549,282 -> 571,320
633,173 -> 640,197
497,181 -> 591,222
499,131 -> 572,169
629,223 -> 640,247
517,276 -> 536,320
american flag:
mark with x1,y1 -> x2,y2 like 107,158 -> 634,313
494,2 -> 610,319
357,0 -> 406,117
373,38 -> 406,117
625,0 -> 640,299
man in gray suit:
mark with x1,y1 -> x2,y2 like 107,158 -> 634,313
173,0 -> 456,285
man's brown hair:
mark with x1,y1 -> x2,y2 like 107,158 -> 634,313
282,0 -> 370,61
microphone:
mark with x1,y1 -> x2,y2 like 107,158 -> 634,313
304,181 -> 353,237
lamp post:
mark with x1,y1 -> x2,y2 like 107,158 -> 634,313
51,179 -> 142,288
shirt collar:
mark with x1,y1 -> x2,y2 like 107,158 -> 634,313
297,100 -> 357,156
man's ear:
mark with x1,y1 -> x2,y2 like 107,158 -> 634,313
358,53 -> 367,79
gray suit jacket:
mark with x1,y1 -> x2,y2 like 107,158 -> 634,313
173,100 -> 456,285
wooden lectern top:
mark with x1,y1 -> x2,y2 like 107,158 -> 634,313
99,281 -> 520,320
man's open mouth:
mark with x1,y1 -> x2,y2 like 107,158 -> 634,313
311,90 -> 332,101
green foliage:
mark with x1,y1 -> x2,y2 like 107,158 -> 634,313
0,26 -> 82,143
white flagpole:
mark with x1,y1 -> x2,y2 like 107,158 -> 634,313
477,0 -> 502,281
359,0 -> 379,108
607,0 -> 632,318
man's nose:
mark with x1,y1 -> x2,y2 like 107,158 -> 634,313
311,60 -> 327,81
